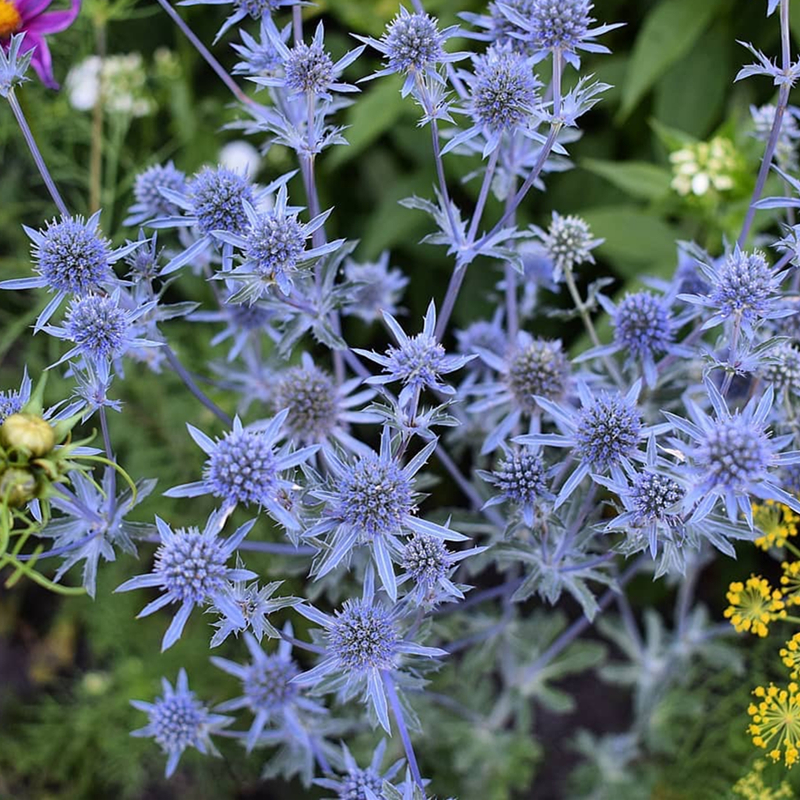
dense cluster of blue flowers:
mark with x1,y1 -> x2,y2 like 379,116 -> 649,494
4,0 -> 800,795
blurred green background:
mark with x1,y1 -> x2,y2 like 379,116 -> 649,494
2,0 -> 800,798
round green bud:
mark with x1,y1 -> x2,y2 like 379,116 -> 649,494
0,467 -> 37,507
1,413 -> 56,457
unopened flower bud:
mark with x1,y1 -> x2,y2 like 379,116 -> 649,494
0,467 -> 37,507
1,413 -> 56,456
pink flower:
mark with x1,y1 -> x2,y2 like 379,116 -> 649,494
0,0 -> 81,89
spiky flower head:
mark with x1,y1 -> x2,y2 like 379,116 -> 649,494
492,448 -> 548,507
62,293 -> 129,362
130,162 -> 188,221
696,415 -> 773,491
31,214 -> 113,295
506,337 -> 569,412
343,252 -> 408,323
401,534 -> 450,586
329,598 -> 399,673
154,527 -> 228,605
748,681 -> 800,768
235,0 -> 283,17
206,427 -> 280,506
533,211 -> 602,278
574,390 -> 642,470
752,103 -> 800,170
484,0 -> 536,50
131,669 -> 232,777
470,44 -> 538,133
383,9 -> 448,76
725,576 -> 786,637
761,343 -> 800,396
189,166 -> 255,235
528,0 -> 593,51
284,38 -> 335,95
0,33 -> 33,98
0,371 -> 31,422
316,741 -> 405,800
273,361 -> 337,442
337,454 -> 413,542
245,206 -> 306,285
612,292 -> 674,359
709,248 -> 781,325
629,470 -> 684,526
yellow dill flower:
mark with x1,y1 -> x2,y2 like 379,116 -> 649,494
725,575 -> 787,637
749,682 -> 800,768
782,561 -> 800,607
781,633 -> 800,680
754,500 -> 800,551
733,758 -> 794,798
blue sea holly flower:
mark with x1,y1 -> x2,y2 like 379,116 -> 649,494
315,741 -> 404,800
398,533 -> 486,608
342,251 -> 409,324
355,302 -> 476,409
469,332 -> 570,454
208,567 -> 301,646
460,0 -> 536,53
232,16 -> 288,77
212,628 -> 326,752
478,445 -> 555,527
0,211 -> 140,331
190,296 -> 275,362
212,185 -> 344,302
356,7 -> 468,97
293,569 -> 447,732
164,410 -> 319,526
499,0 -> 624,68
131,669 -> 233,778
303,426 -> 469,601
455,311 -> 508,381
43,290 -> 161,369
0,369 -> 32,422
761,342 -> 800,398
679,246 -> 791,337
663,379 -> 800,526
250,20 -> 365,99
529,211 -> 603,281
271,353 -> 380,453
576,291 -> 691,388
0,33 -> 33,97
124,162 -> 188,226
444,44 -> 543,158
42,467 -> 156,598
516,380 -> 647,507
116,509 -> 258,651
178,0 -> 303,42
152,166 -> 294,276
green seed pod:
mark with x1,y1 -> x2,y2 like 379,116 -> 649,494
0,467 -> 38,507
1,413 -> 56,457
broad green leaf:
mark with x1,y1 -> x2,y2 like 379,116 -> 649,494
649,118 -> 700,151
581,158 -> 672,201
619,0 -> 726,120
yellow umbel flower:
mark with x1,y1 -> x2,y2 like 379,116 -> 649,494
754,500 -> 800,551
781,633 -> 800,680
749,682 -> 800,768
782,561 -> 800,607
725,576 -> 787,637
733,759 -> 794,798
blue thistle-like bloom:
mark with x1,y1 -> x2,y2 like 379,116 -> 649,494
304,427 -> 469,601
517,380 -> 647,507
316,741 -> 404,800
681,246 -> 791,336
664,379 -> 800,525
577,291 -> 690,388
0,369 -> 32,422
124,162 -> 188,226
461,1 -> 536,53
529,211 -> 603,280
356,302 -> 476,408
444,44 -> 542,157
342,252 -> 409,324
212,185 -> 343,302
271,353 -> 379,452
0,211 -> 140,331
232,17 -> 287,76
131,669 -> 233,778
356,7 -> 467,97
212,629 -> 326,752
398,533 -> 486,608
42,467 -> 156,598
116,509 -> 258,651
190,294 -> 274,362
164,410 -> 319,526
478,445 -> 554,527
209,569 -> 301,646
43,290 -> 160,368
761,342 -> 800,397
499,0 -> 624,67
294,569 -> 446,732
178,0 -> 302,42
470,331 -> 570,454
250,20 -> 364,99
0,33 -> 33,98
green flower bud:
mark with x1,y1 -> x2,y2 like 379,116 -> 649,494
0,467 -> 37,507
1,413 -> 56,457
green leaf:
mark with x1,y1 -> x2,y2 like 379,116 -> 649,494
581,205 -> 678,279
581,158 -> 672,201
619,0 -> 726,120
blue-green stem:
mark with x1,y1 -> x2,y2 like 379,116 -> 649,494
383,671 -> 424,790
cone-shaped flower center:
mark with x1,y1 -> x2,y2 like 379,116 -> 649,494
0,1 -> 22,39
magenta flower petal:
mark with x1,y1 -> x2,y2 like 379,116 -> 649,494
15,0 -> 53,18
25,2 -> 81,35
26,34 -> 58,88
